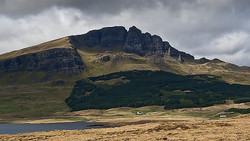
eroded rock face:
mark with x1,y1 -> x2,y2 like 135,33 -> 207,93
123,26 -> 165,56
70,25 -> 194,61
100,26 -> 127,48
70,26 -> 127,48
0,48 -> 85,74
178,55 -> 184,63
145,35 -> 165,56
123,26 -> 145,55
164,42 -> 194,60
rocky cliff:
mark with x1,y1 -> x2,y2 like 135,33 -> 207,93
0,48 -> 85,74
70,26 -> 194,60
70,26 -> 127,48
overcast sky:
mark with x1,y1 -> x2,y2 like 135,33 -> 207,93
0,0 -> 250,66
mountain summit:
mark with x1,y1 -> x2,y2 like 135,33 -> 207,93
0,26 -> 249,84
70,26 -> 194,59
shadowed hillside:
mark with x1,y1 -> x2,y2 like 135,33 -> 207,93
66,70 -> 250,111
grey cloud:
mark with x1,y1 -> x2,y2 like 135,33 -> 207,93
0,0 -> 250,66
0,0 -> 159,17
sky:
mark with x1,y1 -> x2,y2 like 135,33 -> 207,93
0,0 -> 250,66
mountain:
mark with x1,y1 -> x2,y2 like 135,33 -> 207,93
0,26 -> 194,75
0,26 -> 250,118
0,26 -> 249,85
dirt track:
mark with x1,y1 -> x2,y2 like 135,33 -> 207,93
1,114 -> 249,141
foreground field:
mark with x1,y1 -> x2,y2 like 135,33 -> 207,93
1,114 -> 249,141
0,102 -> 249,140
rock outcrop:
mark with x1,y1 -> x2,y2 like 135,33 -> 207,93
197,57 -> 210,64
178,55 -> 184,63
0,48 -> 85,74
70,26 -> 127,48
163,42 -> 194,60
123,26 -> 165,56
70,26 -> 194,61
123,26 -> 145,56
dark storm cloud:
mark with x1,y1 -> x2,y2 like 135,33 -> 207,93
0,0 -> 159,17
0,0 -> 250,66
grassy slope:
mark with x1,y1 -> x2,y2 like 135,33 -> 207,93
0,37 -> 80,120
179,61 -> 250,85
76,47 -> 250,85
0,72 -> 87,121
66,102 -> 250,122
77,47 -> 159,77
0,37 -> 72,61
77,47 -> 189,78
0,82 -> 74,120
0,37 -> 83,120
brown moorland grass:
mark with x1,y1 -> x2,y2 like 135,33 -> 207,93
0,37 -> 72,61
1,114 -> 249,141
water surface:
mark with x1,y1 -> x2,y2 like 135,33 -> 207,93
0,122 -> 101,134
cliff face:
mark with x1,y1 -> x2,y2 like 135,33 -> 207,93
124,26 -> 165,57
0,26 -> 194,75
70,26 -> 194,60
0,48 -> 85,74
70,26 -> 127,48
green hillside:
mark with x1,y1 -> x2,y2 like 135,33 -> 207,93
0,26 -> 250,120
65,70 -> 250,111
0,81 -> 74,119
